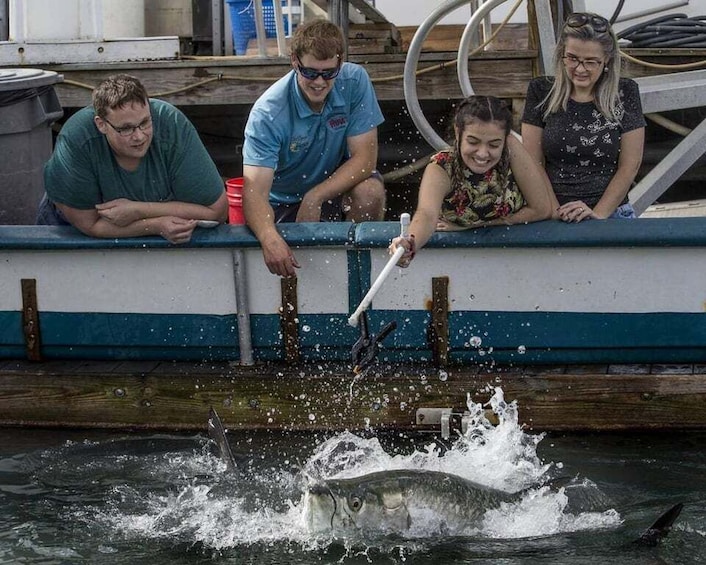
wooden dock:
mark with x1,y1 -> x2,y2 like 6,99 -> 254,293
2,359 -> 705,433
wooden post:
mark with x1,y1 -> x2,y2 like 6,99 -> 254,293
21,279 -> 42,362
430,276 -> 449,367
526,0 -> 540,77
280,277 -> 300,363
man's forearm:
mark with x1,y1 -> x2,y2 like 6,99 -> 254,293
131,201 -> 223,221
81,217 -> 164,239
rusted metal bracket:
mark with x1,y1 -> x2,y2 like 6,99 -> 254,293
280,277 -> 300,363
429,276 -> 449,366
21,278 -> 42,361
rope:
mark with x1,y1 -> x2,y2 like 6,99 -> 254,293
645,112 -> 692,136
620,49 -> 706,70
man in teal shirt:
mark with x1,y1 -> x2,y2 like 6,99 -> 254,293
242,20 -> 385,277
38,74 -> 227,244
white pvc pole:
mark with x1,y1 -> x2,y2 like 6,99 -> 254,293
347,213 -> 410,327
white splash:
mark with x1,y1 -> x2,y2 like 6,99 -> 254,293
95,388 -> 621,550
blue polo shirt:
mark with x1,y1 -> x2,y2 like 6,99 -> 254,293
242,62 -> 384,204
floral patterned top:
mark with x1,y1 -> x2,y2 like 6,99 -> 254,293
432,150 -> 525,226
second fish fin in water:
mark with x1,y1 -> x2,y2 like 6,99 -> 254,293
635,502 -> 684,546
208,406 -> 238,472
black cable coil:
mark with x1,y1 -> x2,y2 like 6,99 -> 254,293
618,13 -> 706,48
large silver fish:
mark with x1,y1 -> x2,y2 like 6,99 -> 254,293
206,407 -> 683,544
303,468 -> 522,538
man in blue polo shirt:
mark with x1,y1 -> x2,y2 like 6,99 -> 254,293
242,19 -> 385,277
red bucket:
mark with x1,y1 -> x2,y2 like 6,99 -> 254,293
225,177 -> 245,225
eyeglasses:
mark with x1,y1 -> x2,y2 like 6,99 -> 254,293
103,116 -> 153,137
562,55 -> 604,71
295,56 -> 341,81
565,12 -> 609,33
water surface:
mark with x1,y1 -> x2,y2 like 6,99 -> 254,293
0,390 -> 704,564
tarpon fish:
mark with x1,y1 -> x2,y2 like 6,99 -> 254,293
303,468 -> 522,537
303,468 -> 684,543
206,407 -> 683,544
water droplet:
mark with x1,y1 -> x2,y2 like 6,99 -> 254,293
470,336 -> 482,348
517,345 -> 527,354
438,370 -> 448,382
308,413 -> 316,422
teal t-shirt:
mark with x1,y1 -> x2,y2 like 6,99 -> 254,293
44,99 -> 224,209
242,62 -> 384,204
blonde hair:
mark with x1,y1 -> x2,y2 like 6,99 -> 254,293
542,13 -> 622,122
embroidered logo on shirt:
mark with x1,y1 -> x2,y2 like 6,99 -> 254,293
327,115 -> 348,130
289,136 -> 309,153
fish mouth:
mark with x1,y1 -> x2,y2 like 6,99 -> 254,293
308,483 -> 338,529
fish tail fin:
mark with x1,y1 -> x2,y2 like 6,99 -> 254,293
208,406 -> 238,472
635,503 -> 684,546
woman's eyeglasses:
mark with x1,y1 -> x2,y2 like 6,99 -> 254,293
562,55 -> 603,71
565,12 -> 609,33
295,56 -> 341,81
103,116 -> 153,137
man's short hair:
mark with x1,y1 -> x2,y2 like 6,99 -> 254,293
92,74 -> 149,118
290,19 -> 344,61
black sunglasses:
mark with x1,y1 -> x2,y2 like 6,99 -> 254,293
295,55 -> 341,81
565,12 -> 609,33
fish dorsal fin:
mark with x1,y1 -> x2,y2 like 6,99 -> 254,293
207,407 -> 237,472
636,503 -> 684,546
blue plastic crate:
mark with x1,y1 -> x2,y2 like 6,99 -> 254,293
226,0 -> 288,55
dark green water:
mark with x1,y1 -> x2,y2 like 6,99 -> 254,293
0,414 -> 704,564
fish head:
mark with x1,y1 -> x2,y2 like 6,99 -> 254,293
303,475 -> 412,537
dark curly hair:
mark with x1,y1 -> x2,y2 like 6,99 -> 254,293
449,95 -> 513,191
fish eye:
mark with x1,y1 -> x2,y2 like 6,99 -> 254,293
348,495 -> 363,512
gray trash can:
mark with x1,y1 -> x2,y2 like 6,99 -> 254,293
0,68 -> 63,225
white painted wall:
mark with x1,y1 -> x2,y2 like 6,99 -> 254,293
373,0 -> 702,32
9,0 -> 145,41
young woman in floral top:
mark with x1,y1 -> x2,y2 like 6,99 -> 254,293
390,95 -> 552,267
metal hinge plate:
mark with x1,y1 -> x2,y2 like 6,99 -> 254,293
416,407 -> 474,439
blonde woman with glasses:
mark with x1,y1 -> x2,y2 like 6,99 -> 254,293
521,12 -> 646,222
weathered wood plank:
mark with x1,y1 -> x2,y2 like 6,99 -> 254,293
1,362 -> 706,432
47,52 -> 535,108
398,24 -> 531,53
